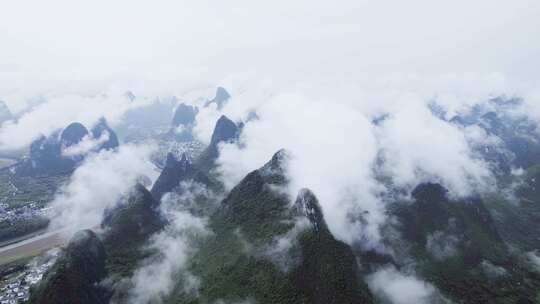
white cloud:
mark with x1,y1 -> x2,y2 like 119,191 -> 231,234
193,103 -> 222,145
425,230 -> 460,261
0,1 -> 538,301
213,86 -> 503,249
216,92 -> 385,247
480,260 -> 507,280
376,96 -> 493,196
128,181 -> 212,304
0,93 -> 136,150
367,266 -> 443,304
261,217 -> 309,272
1,1 -> 540,101
48,144 -> 157,233
522,88 -> 540,124
61,131 -> 110,157
527,251 -> 540,273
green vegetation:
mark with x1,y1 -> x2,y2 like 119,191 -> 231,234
188,230 -> 298,304
391,183 -> 540,303
0,248 -> 43,267
101,185 -> 163,278
0,171 -> 67,242
165,155 -> 373,304
0,171 -> 68,208
29,230 -> 108,304
0,255 -> 33,277
0,218 -> 49,245
184,170 -> 297,304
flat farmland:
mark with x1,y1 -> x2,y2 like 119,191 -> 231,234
0,230 -> 67,265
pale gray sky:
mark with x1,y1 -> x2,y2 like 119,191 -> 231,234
1,0 -> 539,99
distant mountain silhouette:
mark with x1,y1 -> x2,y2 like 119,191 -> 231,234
15,120 -> 119,176
91,118 -> 119,151
0,100 -> 13,125
204,87 -> 230,110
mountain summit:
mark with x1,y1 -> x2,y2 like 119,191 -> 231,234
171,103 -> 198,128
151,152 -> 209,201
30,230 -> 108,304
0,100 -> 13,125
15,121 -> 120,176
204,87 -> 230,109
59,122 -> 89,148
167,103 -> 199,141
209,115 -> 239,147
185,150 -> 373,304
196,115 -> 240,171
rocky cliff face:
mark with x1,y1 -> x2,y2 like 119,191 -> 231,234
292,188 -> 328,233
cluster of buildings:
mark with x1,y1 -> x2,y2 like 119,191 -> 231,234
0,280 -> 29,303
0,203 -> 51,223
0,259 -> 55,303
155,140 -> 205,168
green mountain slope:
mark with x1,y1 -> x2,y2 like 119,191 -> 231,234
171,150 -> 373,304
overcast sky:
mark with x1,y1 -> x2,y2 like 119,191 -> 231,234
1,0 -> 539,101
3,3 -> 539,301
2,0 -> 540,242
2,1 -> 539,215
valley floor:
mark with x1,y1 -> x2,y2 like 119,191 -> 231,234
0,230 -> 66,266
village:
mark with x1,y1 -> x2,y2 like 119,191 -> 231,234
0,203 -> 51,224
0,257 -> 55,303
